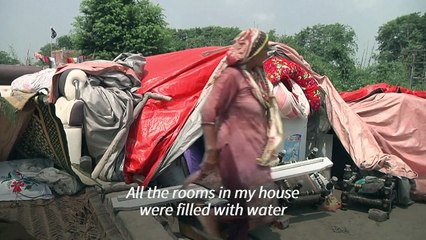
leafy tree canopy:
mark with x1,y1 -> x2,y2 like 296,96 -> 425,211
73,0 -> 169,59
0,50 -> 20,65
57,35 -> 76,50
375,12 -> 426,89
275,23 -> 358,90
376,12 -> 426,62
168,26 -> 241,51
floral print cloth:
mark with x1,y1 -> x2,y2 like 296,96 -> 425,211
0,159 -> 53,201
263,56 -> 321,111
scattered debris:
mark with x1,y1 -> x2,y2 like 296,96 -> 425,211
272,216 -> 290,230
368,208 -> 389,222
331,225 -> 349,234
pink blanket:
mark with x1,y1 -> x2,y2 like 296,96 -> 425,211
347,93 -> 426,200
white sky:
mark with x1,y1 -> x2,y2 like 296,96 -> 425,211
1,0 -> 425,62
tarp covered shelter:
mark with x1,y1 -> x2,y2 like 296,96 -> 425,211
340,83 -> 426,200
123,43 -> 426,200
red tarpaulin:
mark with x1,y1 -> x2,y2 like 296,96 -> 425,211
124,47 -> 227,185
339,83 -> 426,102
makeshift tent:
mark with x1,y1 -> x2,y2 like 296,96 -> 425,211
273,42 -> 424,200
123,43 -> 426,201
340,84 -> 426,200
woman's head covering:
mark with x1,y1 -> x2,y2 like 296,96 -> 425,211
226,28 -> 269,66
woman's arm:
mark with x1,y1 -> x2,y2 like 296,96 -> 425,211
198,124 -> 219,176
195,68 -> 240,176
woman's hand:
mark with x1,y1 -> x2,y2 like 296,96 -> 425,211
183,149 -> 218,188
201,149 -> 219,170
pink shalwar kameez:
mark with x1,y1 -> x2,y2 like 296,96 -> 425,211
201,66 -> 277,238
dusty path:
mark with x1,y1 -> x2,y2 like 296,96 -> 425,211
0,188 -> 101,240
248,191 -> 426,240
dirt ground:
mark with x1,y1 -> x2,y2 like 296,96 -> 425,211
156,189 -> 426,240
248,191 -> 426,240
0,188 -> 101,240
1,187 -> 425,240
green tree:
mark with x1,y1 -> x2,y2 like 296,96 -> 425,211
57,35 -> 75,50
375,12 -> 425,89
376,12 -> 425,62
73,0 -> 169,59
292,23 -> 357,88
0,50 -> 20,64
168,26 -> 241,51
273,24 -> 358,90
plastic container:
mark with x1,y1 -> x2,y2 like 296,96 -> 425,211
63,126 -> 82,165
280,117 -> 308,163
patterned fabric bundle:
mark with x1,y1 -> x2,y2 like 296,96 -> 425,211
9,94 -> 75,177
264,56 -> 321,111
